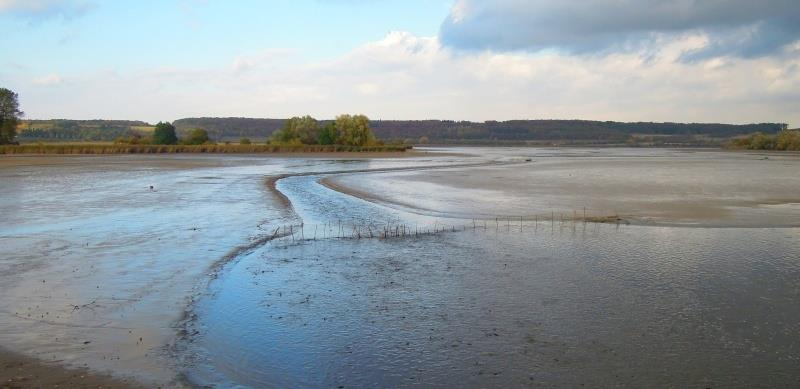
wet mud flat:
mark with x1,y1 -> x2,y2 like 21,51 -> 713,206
0,152 -> 470,386
184,149 -> 800,387
326,149 -> 800,227
0,347 -> 142,389
185,224 -> 800,388
3,148 -> 800,387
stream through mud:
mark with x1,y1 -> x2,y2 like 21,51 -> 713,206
1,148 -> 799,388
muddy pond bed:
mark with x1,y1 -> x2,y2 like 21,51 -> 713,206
1,148 -> 799,388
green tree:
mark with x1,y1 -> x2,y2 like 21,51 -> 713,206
336,114 -> 375,146
271,115 -> 319,144
153,122 -> 178,145
239,137 -> 252,145
184,128 -> 210,145
317,122 -> 339,145
0,88 -> 23,145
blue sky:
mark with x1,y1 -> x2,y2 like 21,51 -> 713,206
1,1 -> 799,126
1,1 -> 451,73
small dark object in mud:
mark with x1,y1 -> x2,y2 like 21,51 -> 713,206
525,158 -> 532,162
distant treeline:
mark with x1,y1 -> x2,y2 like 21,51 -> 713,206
18,117 -> 788,146
173,117 -> 284,140
18,120 -> 151,142
727,130 -> 800,151
167,118 -> 792,145
369,120 -> 787,145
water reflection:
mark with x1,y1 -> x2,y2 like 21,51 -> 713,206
187,164 -> 800,388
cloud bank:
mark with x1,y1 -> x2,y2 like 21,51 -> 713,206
440,0 -> 800,59
12,31 -> 800,126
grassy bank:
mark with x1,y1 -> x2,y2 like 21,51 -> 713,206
0,143 -> 412,154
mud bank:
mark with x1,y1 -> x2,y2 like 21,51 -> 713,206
0,347 -> 142,389
322,149 -> 800,227
0,151 -> 432,169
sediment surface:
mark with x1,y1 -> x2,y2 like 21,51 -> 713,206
2,147 -> 799,387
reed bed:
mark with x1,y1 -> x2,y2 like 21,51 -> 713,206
275,212 -> 627,244
0,143 -> 411,155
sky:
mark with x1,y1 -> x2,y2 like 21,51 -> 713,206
1,0 -> 798,126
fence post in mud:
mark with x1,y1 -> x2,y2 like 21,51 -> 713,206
301,222 -> 305,240
583,207 -> 587,222
290,225 -> 294,242
314,224 -> 318,240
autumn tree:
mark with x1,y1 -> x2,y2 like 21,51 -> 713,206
184,128 -> 210,145
336,114 -> 375,146
271,115 -> 319,144
0,88 -> 23,145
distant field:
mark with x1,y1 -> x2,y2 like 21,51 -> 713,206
0,143 -> 411,154
131,126 -> 156,134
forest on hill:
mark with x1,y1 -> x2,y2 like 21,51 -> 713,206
18,120 -> 152,142
17,117 -> 788,146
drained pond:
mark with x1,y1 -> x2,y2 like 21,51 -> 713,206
1,148 -> 799,388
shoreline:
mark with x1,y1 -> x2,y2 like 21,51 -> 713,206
0,347 -> 143,389
0,149 -> 468,170
0,143 -> 412,155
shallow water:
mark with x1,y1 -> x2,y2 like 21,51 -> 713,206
2,149 -> 800,388
189,226 -> 800,388
0,154 -> 465,385
185,151 -> 800,388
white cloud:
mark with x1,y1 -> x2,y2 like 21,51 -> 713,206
11,32 -> 800,127
232,57 -> 255,73
232,48 -> 297,74
32,73 -> 63,86
355,82 -> 380,96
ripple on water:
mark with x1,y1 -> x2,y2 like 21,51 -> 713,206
186,188 -> 800,387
